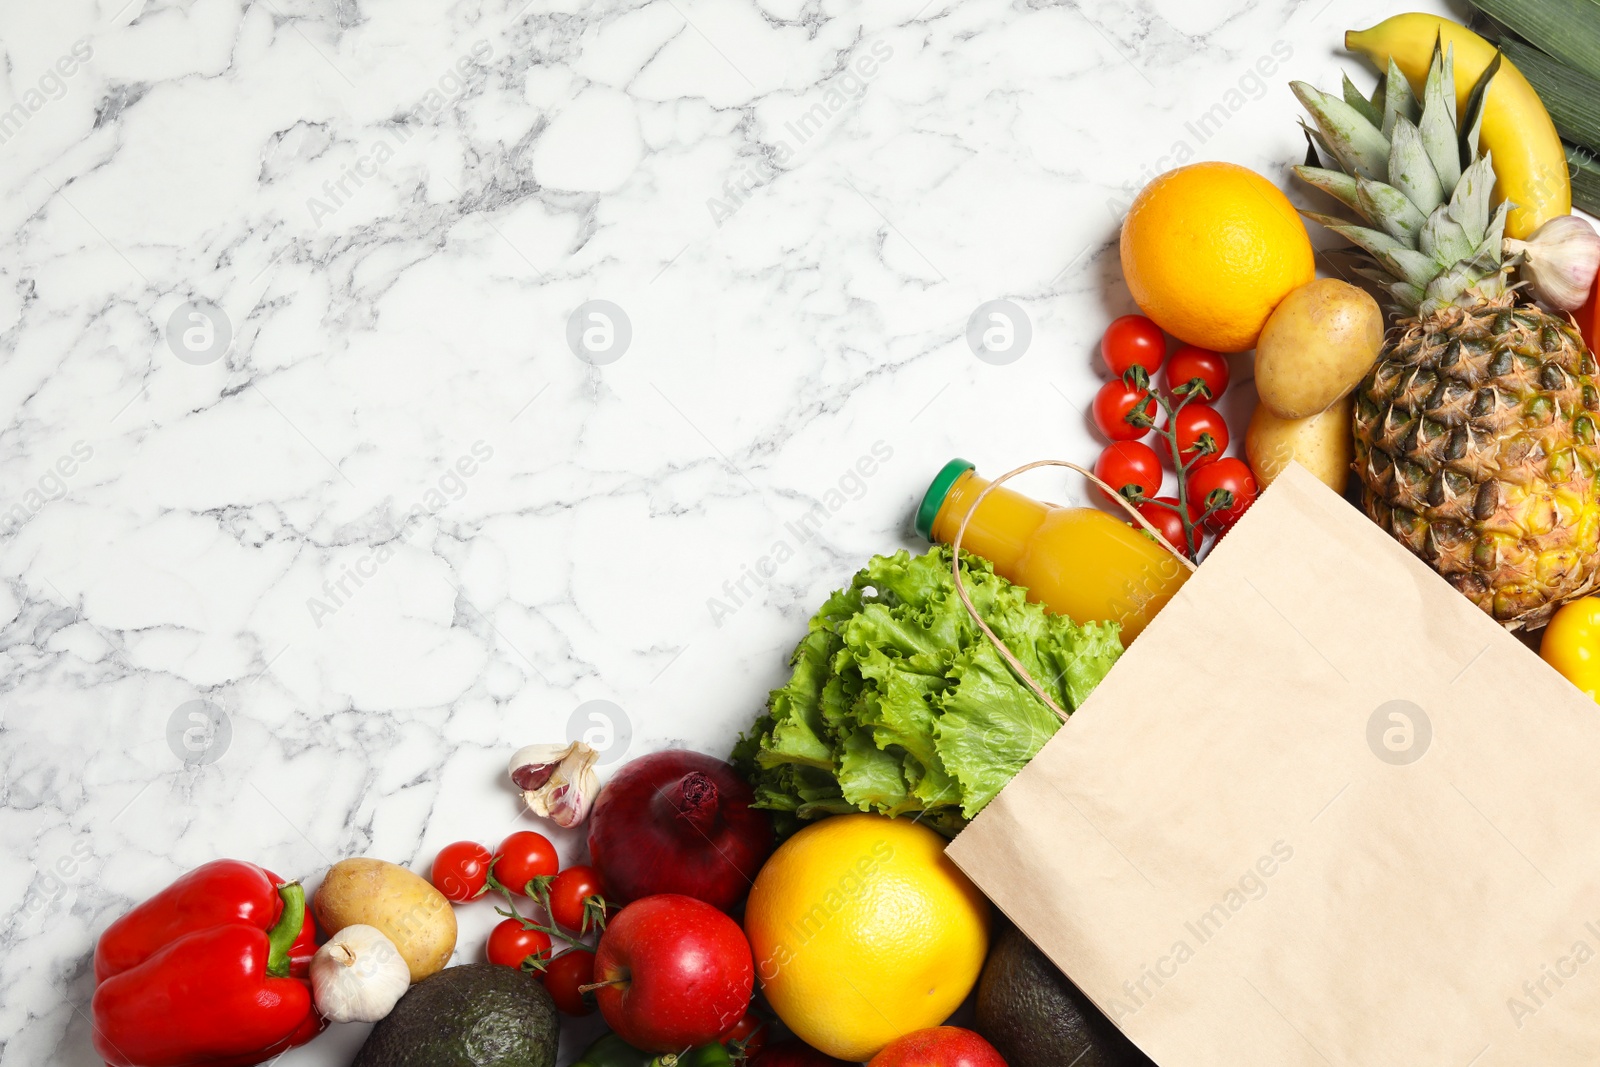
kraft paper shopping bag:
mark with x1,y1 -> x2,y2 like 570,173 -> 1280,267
947,462 -> 1600,1066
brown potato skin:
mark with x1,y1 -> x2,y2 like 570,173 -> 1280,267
313,858 -> 456,983
1246,395 -> 1354,493
1255,279 -> 1383,419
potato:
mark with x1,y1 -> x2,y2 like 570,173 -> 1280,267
1255,278 -> 1383,419
314,858 -> 456,983
1245,395 -> 1354,493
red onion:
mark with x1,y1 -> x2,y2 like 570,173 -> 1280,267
587,750 -> 774,913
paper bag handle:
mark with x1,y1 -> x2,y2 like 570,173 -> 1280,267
949,460 -> 1198,723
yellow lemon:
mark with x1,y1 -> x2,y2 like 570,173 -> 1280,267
744,814 -> 990,1062
1120,161 -> 1315,353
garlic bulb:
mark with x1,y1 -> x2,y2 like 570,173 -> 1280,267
1506,214 -> 1600,311
508,741 -> 600,827
310,924 -> 411,1023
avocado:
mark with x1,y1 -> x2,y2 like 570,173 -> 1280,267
975,924 -> 1157,1067
353,963 -> 559,1067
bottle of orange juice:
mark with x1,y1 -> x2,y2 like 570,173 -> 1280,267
915,459 -> 1189,641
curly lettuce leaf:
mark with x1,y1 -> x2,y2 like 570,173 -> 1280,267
836,727 -> 918,816
735,546 -> 1123,836
755,627 -> 838,770
1041,617 -> 1123,710
935,641 -> 1076,817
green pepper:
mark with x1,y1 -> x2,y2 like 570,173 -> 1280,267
573,1033 -> 736,1067
668,1045 -> 735,1067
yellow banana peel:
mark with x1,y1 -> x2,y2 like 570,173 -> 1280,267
1347,13 -> 1569,239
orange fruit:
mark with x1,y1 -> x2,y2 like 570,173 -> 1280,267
1120,161 -> 1315,353
744,814 -> 990,1062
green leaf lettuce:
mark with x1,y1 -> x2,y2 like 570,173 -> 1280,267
733,545 -> 1122,836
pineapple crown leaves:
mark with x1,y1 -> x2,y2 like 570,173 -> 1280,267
1291,36 -> 1512,319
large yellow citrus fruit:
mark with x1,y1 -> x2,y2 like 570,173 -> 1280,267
1120,161 -> 1315,353
744,814 -> 990,1062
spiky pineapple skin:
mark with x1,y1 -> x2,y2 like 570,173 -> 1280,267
1353,292 -> 1600,629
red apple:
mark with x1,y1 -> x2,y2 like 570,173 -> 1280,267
592,893 -> 754,1052
752,1040 -> 855,1066
868,1027 -> 1008,1067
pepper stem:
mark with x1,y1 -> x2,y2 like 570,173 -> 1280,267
265,882 -> 306,978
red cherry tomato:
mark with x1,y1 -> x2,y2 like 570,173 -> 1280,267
1101,315 -> 1166,377
1166,345 -> 1230,399
486,918 -> 553,970
1135,496 -> 1191,556
1187,458 -> 1258,529
1094,441 -> 1161,502
431,841 -> 492,902
720,1011 -> 769,1059
1092,380 -> 1158,441
1173,403 -> 1229,467
493,831 -> 559,895
548,865 -> 607,933
542,949 -> 597,1016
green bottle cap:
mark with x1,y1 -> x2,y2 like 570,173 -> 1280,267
915,458 -> 976,541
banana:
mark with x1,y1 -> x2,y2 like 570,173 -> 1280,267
1347,13 -> 1569,239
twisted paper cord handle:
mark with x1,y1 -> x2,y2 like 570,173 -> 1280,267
948,460 -> 1197,722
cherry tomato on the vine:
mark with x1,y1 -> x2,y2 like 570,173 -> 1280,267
720,1012 -> 769,1059
1187,458 -> 1258,530
493,831 -> 559,895
1101,315 -> 1167,377
1091,380 -> 1158,441
548,865 -> 607,933
486,918 -> 553,970
541,949 -> 597,1016
1166,345 -> 1229,399
1135,496 -> 1191,556
1094,441 -> 1162,502
431,841 -> 492,902
1173,403 -> 1229,467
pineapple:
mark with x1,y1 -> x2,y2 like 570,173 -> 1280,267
1293,43 -> 1600,629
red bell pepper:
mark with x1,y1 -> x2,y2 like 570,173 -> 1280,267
91,859 -> 325,1067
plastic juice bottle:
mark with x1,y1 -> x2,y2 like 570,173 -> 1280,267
915,459 -> 1189,641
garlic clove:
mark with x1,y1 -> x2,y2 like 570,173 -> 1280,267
541,749 -> 599,828
1506,214 -> 1600,312
507,743 -> 572,793
508,741 -> 601,828
310,924 -> 412,1023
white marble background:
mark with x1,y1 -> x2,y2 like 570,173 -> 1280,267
0,0 -> 1456,1062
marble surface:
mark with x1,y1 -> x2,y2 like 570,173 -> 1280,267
0,0 -> 1458,1062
